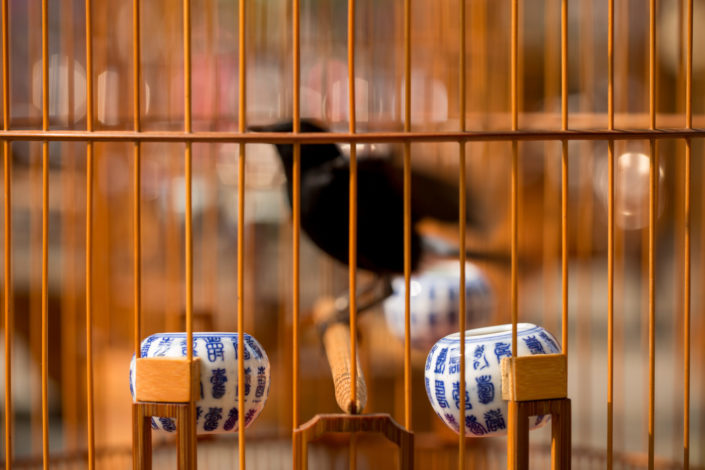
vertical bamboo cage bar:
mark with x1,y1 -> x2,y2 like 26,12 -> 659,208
291,0 -> 301,464
682,138 -> 691,469
647,0 -> 656,466
40,0 -> 50,467
701,146 -> 705,470
575,6 -> 593,397
131,0 -> 142,362
30,0 -> 44,455
542,0 -> 559,338
457,0 -> 467,465
60,0 -> 79,452
683,0 -> 693,467
509,0 -> 518,355
165,1 -> 180,333
2,0 -> 11,465
201,1 -> 217,317
507,0 -> 519,463
606,0 -> 615,465
183,0 -> 193,361
347,0 -> 358,415
182,0 -> 197,464
237,0 -> 247,465
647,140 -> 657,470
402,0 -> 412,433
85,0 -> 96,468
559,0 -> 568,359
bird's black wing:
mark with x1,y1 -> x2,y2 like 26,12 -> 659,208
298,155 -> 420,274
382,158 -> 479,225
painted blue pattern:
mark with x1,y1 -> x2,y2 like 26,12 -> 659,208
472,345 -> 489,370
245,336 -> 263,359
244,367 -> 251,396
210,368 -> 227,399
484,409 -> 506,432
159,417 -> 176,433
523,335 -> 546,354
435,380 -> 448,408
437,326 -> 546,345
466,415 -> 487,436
539,331 -> 560,353
452,382 -> 472,410
233,338 -> 251,360
244,409 -> 257,425
205,337 -> 225,362
204,407 -> 223,432
476,375 -> 495,404
223,408 -> 238,431
153,337 -> 173,357
448,350 -> 460,374
425,344 -> 438,371
180,339 -> 199,357
444,413 -> 459,432
255,367 -> 267,398
494,342 -> 512,362
141,336 -> 156,357
434,348 -> 447,374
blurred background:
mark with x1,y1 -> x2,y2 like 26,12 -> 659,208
1,0 -> 705,468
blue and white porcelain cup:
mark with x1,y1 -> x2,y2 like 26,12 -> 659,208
383,260 -> 493,350
129,332 -> 270,434
424,323 -> 560,437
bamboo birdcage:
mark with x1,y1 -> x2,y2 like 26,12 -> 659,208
1,0 -> 704,468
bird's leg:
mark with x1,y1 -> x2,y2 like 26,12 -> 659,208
314,275 -> 394,372
355,275 -> 393,314
327,274 -> 393,325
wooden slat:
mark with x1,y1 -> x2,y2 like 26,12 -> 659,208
506,398 -> 571,469
294,414 -> 414,470
135,358 -> 201,403
501,354 -> 568,402
133,402 -> 196,470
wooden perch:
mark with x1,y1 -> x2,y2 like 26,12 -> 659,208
314,298 -> 368,414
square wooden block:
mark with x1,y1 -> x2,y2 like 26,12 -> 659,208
501,354 -> 567,402
135,357 -> 201,403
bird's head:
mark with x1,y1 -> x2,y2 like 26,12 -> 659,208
249,119 -> 342,177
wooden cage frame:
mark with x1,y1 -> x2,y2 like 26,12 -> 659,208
1,0 -> 702,469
